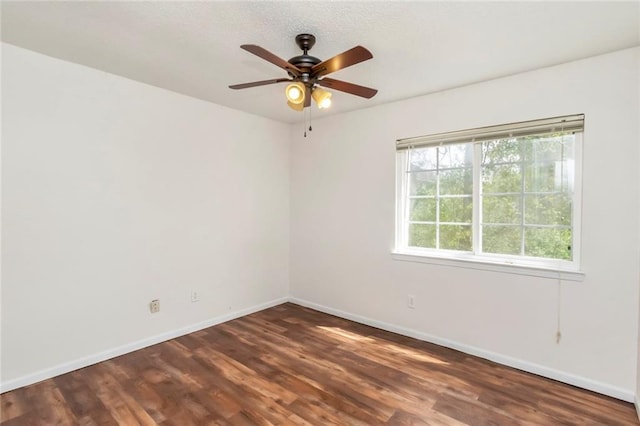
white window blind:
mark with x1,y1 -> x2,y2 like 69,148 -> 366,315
396,114 -> 585,151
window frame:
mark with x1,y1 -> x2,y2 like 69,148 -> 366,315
394,116 -> 584,280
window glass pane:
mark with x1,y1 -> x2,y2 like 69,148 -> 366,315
409,198 -> 436,222
408,224 -> 436,248
438,144 -> 473,169
482,139 -> 521,164
524,134 -> 574,162
482,225 -> 521,255
482,164 -> 521,193
524,134 -> 575,192
524,194 -> 571,226
409,171 -> 437,196
440,197 -> 472,223
524,162 -> 557,193
524,227 -> 572,260
409,147 -> 438,171
440,225 -> 472,251
482,195 -> 521,224
440,168 -> 472,195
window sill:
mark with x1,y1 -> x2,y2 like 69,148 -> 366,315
391,251 -> 585,282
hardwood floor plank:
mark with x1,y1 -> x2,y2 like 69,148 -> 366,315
192,388 -> 241,421
432,391 -> 521,426
1,303 -> 637,425
16,381 -> 79,425
285,397 -> 367,425
53,372 -> 118,424
387,408 -> 468,426
0,388 -> 28,423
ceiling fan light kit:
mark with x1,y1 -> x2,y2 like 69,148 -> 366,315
229,33 -> 377,113
285,82 -> 305,106
311,87 -> 332,109
287,99 -> 304,112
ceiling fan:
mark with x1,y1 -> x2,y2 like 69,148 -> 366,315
229,34 -> 377,111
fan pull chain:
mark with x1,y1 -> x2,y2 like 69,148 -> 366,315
303,106 -> 313,138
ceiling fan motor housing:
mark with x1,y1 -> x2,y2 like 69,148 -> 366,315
288,34 -> 321,83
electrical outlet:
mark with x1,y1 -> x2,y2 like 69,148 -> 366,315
150,299 -> 160,313
408,294 -> 415,309
191,291 -> 199,303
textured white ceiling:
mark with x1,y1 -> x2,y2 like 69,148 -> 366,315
2,1 -> 639,123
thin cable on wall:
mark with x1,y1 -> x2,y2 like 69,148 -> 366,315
556,269 -> 562,344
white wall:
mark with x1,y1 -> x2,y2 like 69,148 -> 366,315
290,48 -> 640,400
1,43 -> 290,388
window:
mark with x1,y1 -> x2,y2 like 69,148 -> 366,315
395,115 -> 583,273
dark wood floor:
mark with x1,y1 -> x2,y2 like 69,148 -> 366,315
1,303 -> 638,425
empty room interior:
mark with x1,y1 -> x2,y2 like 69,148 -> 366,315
1,1 -> 640,424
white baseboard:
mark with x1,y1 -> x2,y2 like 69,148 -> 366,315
289,297 -> 636,403
0,297 -> 289,394
3,295 -> 635,405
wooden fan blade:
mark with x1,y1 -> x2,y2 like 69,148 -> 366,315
311,46 -> 373,78
229,78 -> 291,90
241,45 -> 302,76
304,84 -> 311,108
317,78 -> 378,99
